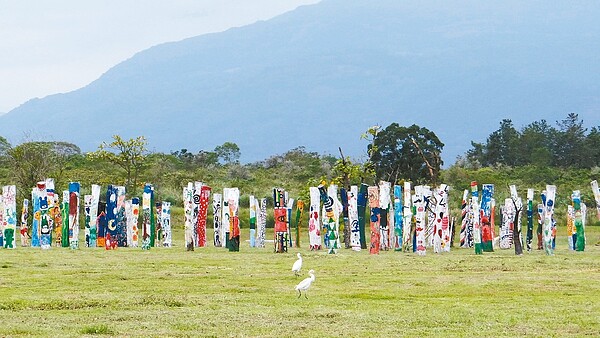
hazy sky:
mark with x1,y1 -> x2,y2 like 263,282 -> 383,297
0,0 -> 320,113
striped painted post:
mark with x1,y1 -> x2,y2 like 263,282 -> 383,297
459,190 -> 470,248
368,185 -> 380,255
20,199 -> 29,247
2,185 -> 17,249
161,201 -> 172,247
308,187 -> 321,250
573,190 -> 585,251
212,193 -> 222,247
349,186 -> 360,251
526,189 -> 534,252
543,186 -> 556,255
402,182 -> 412,252
393,185 -> 403,251
378,181 -> 391,251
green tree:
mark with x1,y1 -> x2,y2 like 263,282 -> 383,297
484,119 -> 520,166
87,135 -> 148,195
519,119 -> 556,166
214,142 -> 240,164
555,113 -> 587,168
368,123 -> 444,185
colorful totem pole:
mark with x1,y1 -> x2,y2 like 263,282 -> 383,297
183,183 -> 194,251
358,183 -> 369,250
50,191 -> 61,247
161,202 -> 171,247
470,182 -> 482,255
97,202 -> 107,248
257,198 -> 267,248
61,190 -> 69,247
84,194 -> 93,247
141,183 -> 154,250
2,185 -> 17,249
31,182 -> 45,247
88,184 -> 100,247
227,188 -> 240,252
68,182 -> 80,249
43,179 -> 55,249
526,189 -> 534,252
509,185 -> 524,255
393,185 -> 403,251
567,204 -> 575,250
368,185 -> 380,254
573,190 -> 585,251
413,185 -> 426,255
39,184 -> 52,250
295,200 -> 304,248
340,188 -> 350,249
378,181 -> 391,251
324,184 -> 341,254
194,182 -> 211,248
212,193 -> 222,248
273,187 -> 288,253
499,199 -> 514,249
433,184 -> 450,253
130,198 -> 140,247
116,186 -> 128,246
308,187 -> 321,250
537,202 -> 544,250
105,185 -> 118,250
459,190 -> 470,248
480,184 -> 494,252
349,185 -> 360,251
249,195 -> 257,248
222,188 -> 232,248
20,199 -> 29,247
591,180 -> 600,221
402,182 -> 412,252
543,186 -> 556,255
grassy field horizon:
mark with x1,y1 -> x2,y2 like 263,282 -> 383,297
1,226 -> 599,337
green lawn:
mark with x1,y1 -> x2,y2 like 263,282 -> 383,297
1,226 -> 599,337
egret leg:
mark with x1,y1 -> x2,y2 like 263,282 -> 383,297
297,290 -> 301,298
305,292 -> 308,299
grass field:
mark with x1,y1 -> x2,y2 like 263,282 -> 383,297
1,226 -> 600,337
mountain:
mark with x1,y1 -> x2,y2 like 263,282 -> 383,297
1,0 -> 599,164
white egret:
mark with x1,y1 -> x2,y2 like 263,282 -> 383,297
295,269 -> 315,299
291,252 -> 302,276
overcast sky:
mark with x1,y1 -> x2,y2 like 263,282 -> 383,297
0,0 -> 320,113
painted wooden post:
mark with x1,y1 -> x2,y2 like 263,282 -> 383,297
228,188 -> 240,252
97,202 -> 107,248
2,185 -> 17,249
286,197 -> 295,249
393,185 -> 403,251
89,185 -> 100,248
424,186 -> 434,248
212,193 -> 222,248
591,180 -> 600,221
349,185 -> 360,251
155,202 -> 162,247
183,183 -> 194,251
222,188 -> 231,248
480,184 -> 494,252
273,188 -> 287,253
130,197 -> 140,247
115,186 -> 127,247
368,185 -> 380,255
61,191 -> 70,247
340,188 -> 350,249
142,183 -> 154,250
308,187 -> 321,250
161,201 -> 172,247
326,184 -> 341,254
358,183 -> 369,250
31,182 -> 45,247
20,199 -> 29,247
509,185 -> 524,255
44,179 -> 55,248
500,198 -> 514,249
195,184 -> 211,248
295,200 -> 304,248
413,185 -> 426,256
84,194 -> 93,247
459,190 -> 470,248
257,198 -> 267,248
402,182 -> 412,252
105,185 -> 118,250
432,184 -> 450,253
573,190 -> 585,251
526,189 -> 534,252
543,186 -> 556,255
378,181 -> 391,251
567,204 -> 575,251
0,195 -> 4,247
249,195 -> 257,248
68,182 -> 80,250
470,182 -> 482,255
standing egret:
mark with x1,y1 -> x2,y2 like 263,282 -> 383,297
295,269 -> 315,299
291,252 -> 302,276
